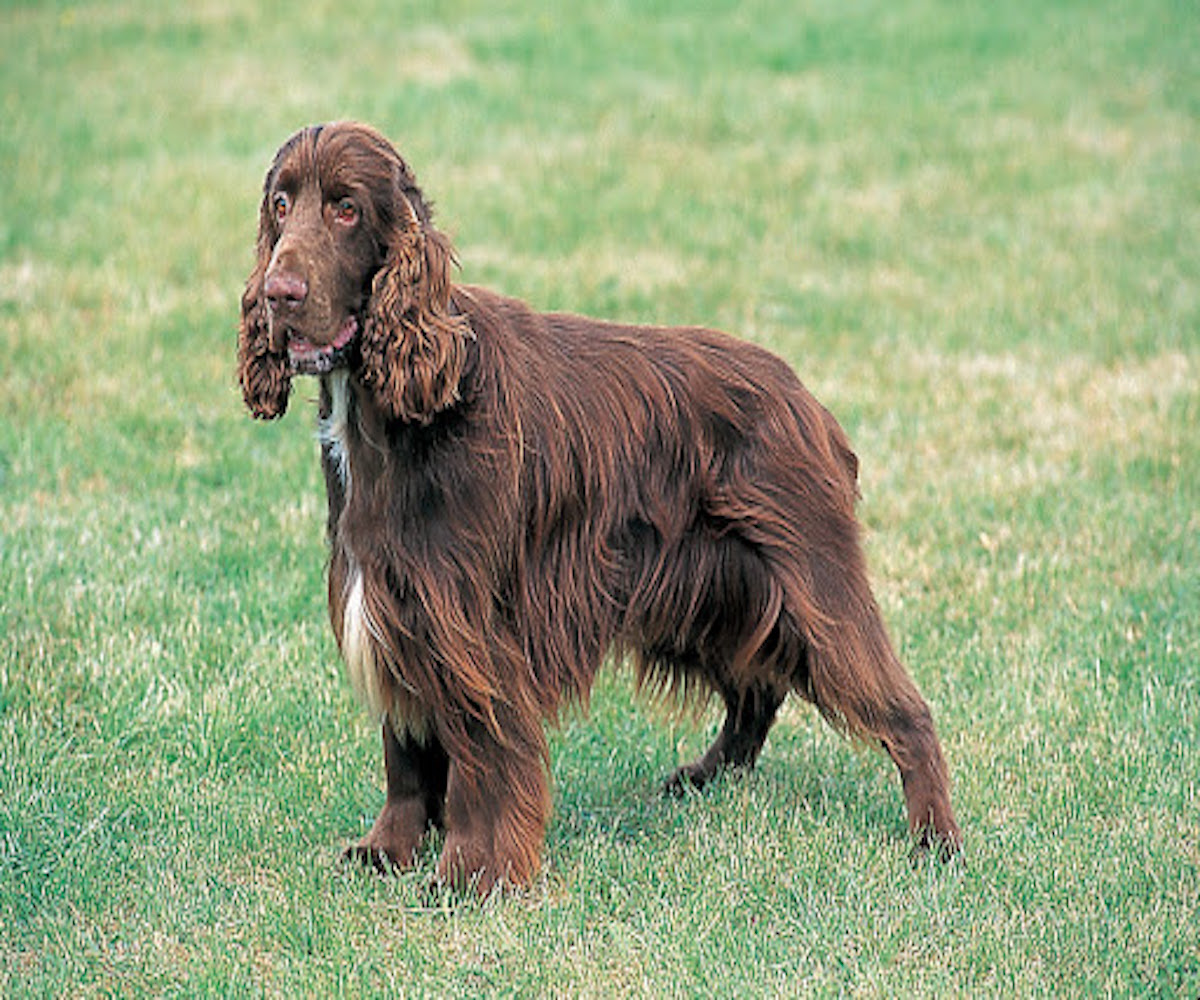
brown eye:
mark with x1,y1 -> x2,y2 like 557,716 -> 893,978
334,197 -> 359,226
273,192 -> 289,222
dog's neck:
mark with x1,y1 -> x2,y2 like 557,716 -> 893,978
317,367 -> 417,500
319,370 -> 354,496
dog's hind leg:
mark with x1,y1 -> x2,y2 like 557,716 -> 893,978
793,553 -> 962,858
664,682 -> 784,794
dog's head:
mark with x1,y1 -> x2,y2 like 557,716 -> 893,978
238,121 -> 470,423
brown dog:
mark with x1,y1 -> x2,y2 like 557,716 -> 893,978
238,122 -> 961,893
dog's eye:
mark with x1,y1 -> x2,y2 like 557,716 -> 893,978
273,193 -> 290,222
334,198 -> 359,226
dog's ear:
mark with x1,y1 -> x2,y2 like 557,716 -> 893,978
359,190 -> 471,424
237,193 -> 292,419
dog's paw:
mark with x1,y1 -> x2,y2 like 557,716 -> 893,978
341,842 -> 403,875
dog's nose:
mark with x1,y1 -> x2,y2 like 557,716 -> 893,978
264,271 -> 308,310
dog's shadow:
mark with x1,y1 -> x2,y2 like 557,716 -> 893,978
547,704 -> 909,862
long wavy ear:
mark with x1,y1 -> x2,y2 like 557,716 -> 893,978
359,191 -> 471,424
237,196 -> 292,419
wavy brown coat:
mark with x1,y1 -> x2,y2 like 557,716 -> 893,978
238,122 -> 961,894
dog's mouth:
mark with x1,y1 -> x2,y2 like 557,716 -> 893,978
287,315 -> 359,375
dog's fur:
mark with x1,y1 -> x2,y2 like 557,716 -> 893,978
238,122 -> 961,893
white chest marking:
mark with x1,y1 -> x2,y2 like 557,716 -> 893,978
342,565 -> 385,720
342,567 -> 430,741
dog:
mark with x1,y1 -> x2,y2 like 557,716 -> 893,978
237,121 -> 961,893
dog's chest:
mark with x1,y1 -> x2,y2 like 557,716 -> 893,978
321,372 -> 430,740
322,374 -> 374,703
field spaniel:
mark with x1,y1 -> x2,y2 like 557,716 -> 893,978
237,121 -> 961,893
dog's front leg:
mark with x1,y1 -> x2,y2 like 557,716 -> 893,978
435,719 -> 551,895
345,718 -> 448,872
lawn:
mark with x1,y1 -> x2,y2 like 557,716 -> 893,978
2,0 -> 1197,995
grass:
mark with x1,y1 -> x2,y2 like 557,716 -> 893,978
2,0 -> 1197,994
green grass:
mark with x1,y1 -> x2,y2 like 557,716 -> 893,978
2,0 -> 1197,994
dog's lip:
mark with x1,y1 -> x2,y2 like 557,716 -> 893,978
287,315 -> 359,374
